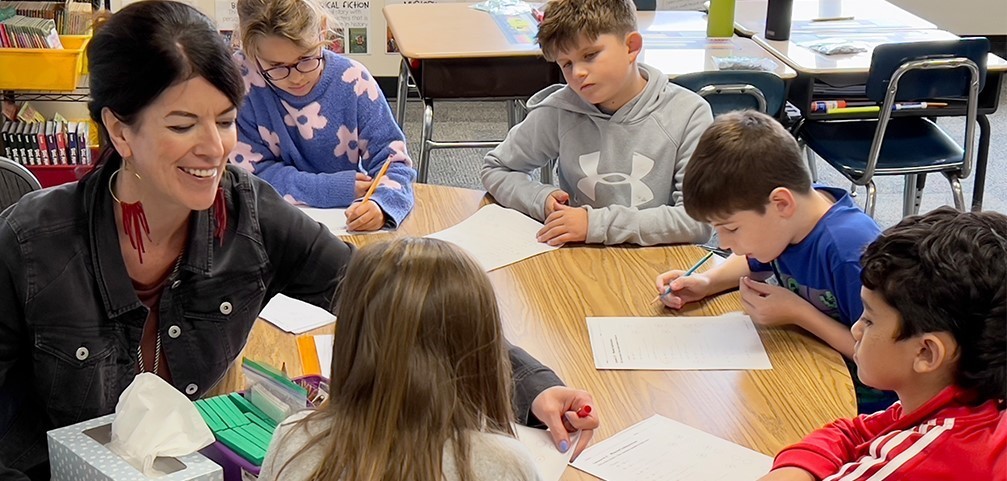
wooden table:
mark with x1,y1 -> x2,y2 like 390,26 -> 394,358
733,0 -> 937,38
215,184 -> 857,479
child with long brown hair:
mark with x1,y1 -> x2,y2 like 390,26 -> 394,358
259,238 -> 544,481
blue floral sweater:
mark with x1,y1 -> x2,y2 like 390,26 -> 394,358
229,49 -> 415,226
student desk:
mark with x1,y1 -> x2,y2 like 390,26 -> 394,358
384,2 -> 561,183
213,184 -> 857,478
385,6 -> 798,183
732,0 -> 937,38
634,10 -> 797,81
750,27 -> 1007,211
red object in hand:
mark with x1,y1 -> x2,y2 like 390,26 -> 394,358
576,405 -> 592,418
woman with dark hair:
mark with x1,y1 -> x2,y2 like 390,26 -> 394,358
0,2 -> 351,478
0,2 -> 597,479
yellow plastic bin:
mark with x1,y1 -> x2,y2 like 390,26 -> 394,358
0,35 -> 90,91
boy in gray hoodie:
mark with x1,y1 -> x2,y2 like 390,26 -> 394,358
481,0 -> 713,246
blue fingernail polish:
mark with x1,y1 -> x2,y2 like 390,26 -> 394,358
559,440 -> 569,453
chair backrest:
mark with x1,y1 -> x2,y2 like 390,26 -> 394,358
0,157 -> 42,212
634,0 -> 657,11
671,71 -> 786,116
866,38 -> 989,102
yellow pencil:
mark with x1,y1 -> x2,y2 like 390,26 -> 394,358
360,160 -> 393,205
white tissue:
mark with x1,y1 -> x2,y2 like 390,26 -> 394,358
105,373 -> 215,477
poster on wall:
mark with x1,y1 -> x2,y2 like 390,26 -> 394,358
210,0 -> 366,54
215,0 -> 241,52
322,0 -> 371,55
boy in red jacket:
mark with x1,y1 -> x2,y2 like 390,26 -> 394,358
760,207 -> 1006,481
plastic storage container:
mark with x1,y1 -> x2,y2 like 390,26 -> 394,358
199,375 -> 326,481
0,35 -> 90,91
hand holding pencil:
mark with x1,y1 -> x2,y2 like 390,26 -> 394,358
653,251 -> 715,309
345,160 -> 393,232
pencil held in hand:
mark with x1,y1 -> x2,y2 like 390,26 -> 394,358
360,159 -> 394,205
652,251 -> 716,305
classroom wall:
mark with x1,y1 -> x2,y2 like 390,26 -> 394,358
106,0 -> 706,78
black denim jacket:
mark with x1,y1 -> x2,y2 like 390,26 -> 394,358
0,165 -> 355,477
0,165 -> 563,480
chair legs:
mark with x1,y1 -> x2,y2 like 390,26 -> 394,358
945,172 -> 966,211
902,174 -> 926,217
864,181 -> 877,218
417,99 -> 435,184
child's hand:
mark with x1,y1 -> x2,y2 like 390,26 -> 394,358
536,204 -> 587,246
739,276 -> 811,327
345,200 -> 384,232
544,189 -> 570,217
530,386 -> 599,461
655,270 -> 711,309
353,172 -> 373,198
756,467 -> 815,481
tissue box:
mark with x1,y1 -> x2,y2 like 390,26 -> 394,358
47,414 -> 224,481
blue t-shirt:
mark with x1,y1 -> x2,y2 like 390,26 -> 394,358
748,185 -> 881,328
229,49 -> 416,226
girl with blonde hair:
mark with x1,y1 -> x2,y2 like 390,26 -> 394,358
259,238 -> 543,480
231,0 -> 414,231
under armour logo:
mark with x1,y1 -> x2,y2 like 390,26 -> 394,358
577,151 -> 656,206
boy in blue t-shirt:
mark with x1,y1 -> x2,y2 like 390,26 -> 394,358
655,110 -> 894,413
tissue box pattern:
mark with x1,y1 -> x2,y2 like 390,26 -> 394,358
48,414 -> 224,481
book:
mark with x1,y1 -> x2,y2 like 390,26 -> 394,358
76,121 -> 89,164
45,120 -> 57,165
37,121 -> 49,165
54,121 -> 68,165
66,120 -> 77,165
25,123 -> 38,166
1,121 -> 12,160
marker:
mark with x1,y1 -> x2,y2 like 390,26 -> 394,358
893,102 -> 948,111
576,405 -> 592,418
827,106 -> 881,115
653,250 -> 716,305
811,100 -> 876,112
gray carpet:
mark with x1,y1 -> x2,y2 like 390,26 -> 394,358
397,81 -> 1007,229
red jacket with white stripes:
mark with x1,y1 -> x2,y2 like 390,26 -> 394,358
773,385 -> 1005,480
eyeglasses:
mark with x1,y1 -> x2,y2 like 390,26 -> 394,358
258,55 -> 324,81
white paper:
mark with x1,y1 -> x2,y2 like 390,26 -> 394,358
514,425 -> 579,481
299,207 -> 388,237
259,294 -> 337,334
571,415 -> 772,481
587,313 -> 772,370
313,334 -> 334,379
424,204 -> 558,271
